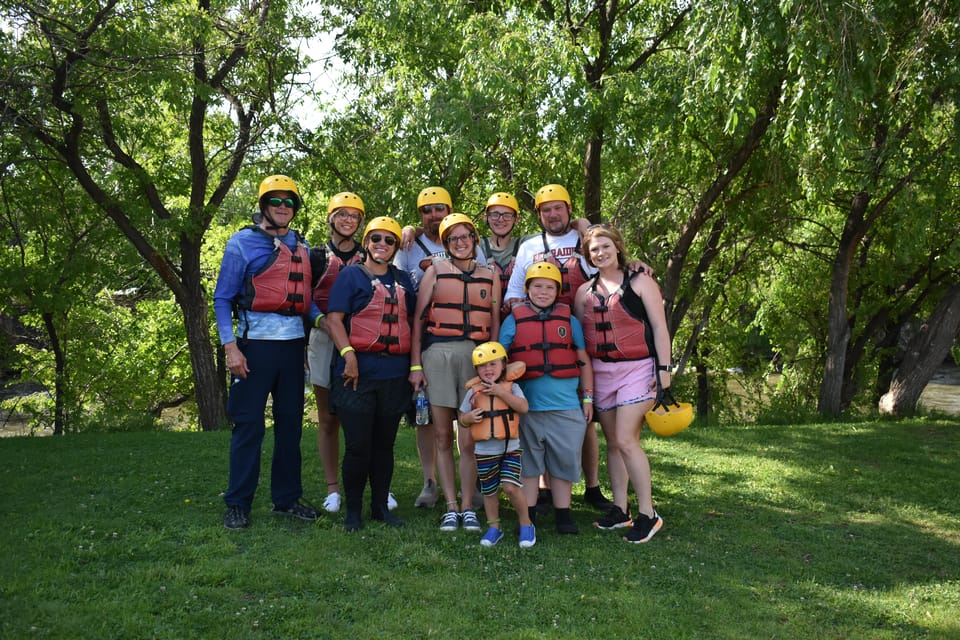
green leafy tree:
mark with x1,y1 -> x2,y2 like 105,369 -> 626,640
0,0 -> 317,430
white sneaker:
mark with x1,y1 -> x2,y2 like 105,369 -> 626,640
323,492 -> 341,513
387,492 -> 398,511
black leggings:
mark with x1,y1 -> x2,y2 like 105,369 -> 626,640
331,376 -> 410,516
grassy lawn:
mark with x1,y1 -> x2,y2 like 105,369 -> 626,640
1,419 -> 957,639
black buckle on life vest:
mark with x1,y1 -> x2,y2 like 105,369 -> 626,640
289,272 -> 304,282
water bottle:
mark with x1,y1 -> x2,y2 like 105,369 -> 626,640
415,388 -> 430,425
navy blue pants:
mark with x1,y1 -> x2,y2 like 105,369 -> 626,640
224,338 -> 305,511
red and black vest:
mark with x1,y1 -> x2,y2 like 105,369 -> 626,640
241,227 -> 311,315
311,241 -> 363,313
539,233 -> 591,307
508,302 -> 580,379
347,265 -> 412,355
425,260 -> 496,341
582,271 -> 655,362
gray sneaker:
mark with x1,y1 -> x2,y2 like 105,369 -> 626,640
415,479 -> 438,508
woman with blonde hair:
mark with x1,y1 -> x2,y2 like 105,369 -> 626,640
573,224 -> 672,543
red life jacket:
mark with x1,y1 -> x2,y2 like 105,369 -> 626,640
242,228 -> 312,315
466,380 -> 521,441
347,265 -> 412,354
508,302 -> 580,379
582,272 -> 655,361
425,260 -> 496,341
311,241 -> 363,313
539,233 -> 590,307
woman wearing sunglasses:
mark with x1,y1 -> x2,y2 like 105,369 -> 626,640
325,216 -> 416,532
213,175 -> 325,530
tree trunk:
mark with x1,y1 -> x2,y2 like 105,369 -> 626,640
818,192 -> 870,416
179,238 -> 228,431
879,284 -> 960,416
583,131 -> 603,222
41,311 -> 66,435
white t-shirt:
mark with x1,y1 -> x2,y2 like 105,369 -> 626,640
504,229 -> 595,301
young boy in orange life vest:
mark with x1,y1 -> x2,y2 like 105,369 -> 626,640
458,342 -> 536,548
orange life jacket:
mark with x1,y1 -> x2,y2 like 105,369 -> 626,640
311,241 -> 363,313
347,265 -> 412,354
508,302 -> 580,379
538,233 -> 590,307
582,272 -> 655,362
242,227 -> 312,315
425,260 -> 496,341
464,361 -> 526,441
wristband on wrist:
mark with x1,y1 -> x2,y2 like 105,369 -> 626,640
581,396 -> 594,404
657,364 -> 671,371
314,313 -> 325,328
339,345 -> 355,356
410,365 -> 423,372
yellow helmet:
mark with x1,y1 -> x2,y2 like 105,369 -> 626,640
534,183 -> 571,210
258,175 -> 301,204
645,391 -> 694,437
417,186 -> 453,210
524,261 -> 562,288
438,213 -> 478,245
327,192 -> 365,217
362,216 -> 402,244
472,341 -> 508,366
485,192 -> 519,214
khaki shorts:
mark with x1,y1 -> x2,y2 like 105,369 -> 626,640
421,340 -> 477,409
307,328 -> 335,388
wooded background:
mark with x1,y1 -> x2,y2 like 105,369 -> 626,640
1,0 -> 957,433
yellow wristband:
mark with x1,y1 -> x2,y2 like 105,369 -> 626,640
339,346 -> 355,356
314,313 -> 325,328
410,365 -> 423,372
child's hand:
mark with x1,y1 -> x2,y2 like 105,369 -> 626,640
463,407 -> 484,426
479,380 -> 502,398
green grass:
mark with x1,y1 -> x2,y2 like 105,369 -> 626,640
1,419 -> 958,639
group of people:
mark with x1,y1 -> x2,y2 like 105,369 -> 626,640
213,175 -> 673,547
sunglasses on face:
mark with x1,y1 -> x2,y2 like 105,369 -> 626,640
267,197 -> 299,209
368,233 -> 397,246
419,204 -> 448,214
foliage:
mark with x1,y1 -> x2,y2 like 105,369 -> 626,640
1,422 -> 959,638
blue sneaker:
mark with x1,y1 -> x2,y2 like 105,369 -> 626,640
480,527 -> 504,547
519,524 -> 536,548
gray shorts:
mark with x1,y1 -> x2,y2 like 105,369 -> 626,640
307,328 -> 334,388
519,409 -> 586,482
422,340 -> 477,409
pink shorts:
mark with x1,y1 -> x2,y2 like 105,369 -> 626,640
592,358 -> 658,412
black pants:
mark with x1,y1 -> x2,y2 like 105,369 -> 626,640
331,376 -> 410,517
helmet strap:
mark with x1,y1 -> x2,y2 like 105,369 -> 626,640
260,210 -> 289,233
